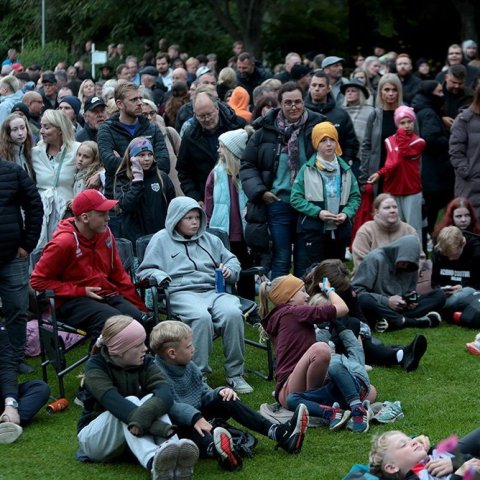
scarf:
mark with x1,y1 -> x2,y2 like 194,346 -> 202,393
276,109 -> 308,183
315,154 -> 340,173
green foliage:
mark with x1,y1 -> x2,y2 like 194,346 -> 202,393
7,322 -> 479,479
20,41 -> 71,70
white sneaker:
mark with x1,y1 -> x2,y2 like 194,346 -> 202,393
152,439 -> 179,480
0,422 -> 23,444
175,439 -> 199,480
226,375 -> 254,394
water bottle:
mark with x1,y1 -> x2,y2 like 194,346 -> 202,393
215,268 -> 225,293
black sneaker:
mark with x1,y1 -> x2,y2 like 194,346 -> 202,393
275,403 -> 308,454
213,427 -> 243,471
426,311 -> 442,327
401,334 -> 427,372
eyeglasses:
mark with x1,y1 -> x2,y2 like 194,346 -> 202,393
142,111 -> 156,118
282,99 -> 303,108
196,110 -> 217,121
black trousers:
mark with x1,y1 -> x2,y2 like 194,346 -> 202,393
177,395 -> 273,457
58,295 -> 144,339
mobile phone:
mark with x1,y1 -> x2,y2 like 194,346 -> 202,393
102,292 -> 119,300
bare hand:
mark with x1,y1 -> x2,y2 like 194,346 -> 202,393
219,388 -> 238,401
333,213 -> 347,225
442,116 -> 454,130
16,247 -> 28,259
445,285 -> 462,296
388,295 -> 406,311
367,173 -> 380,184
454,458 -> 480,477
193,417 -> 212,437
1,406 -> 20,425
85,172 -> 101,189
426,458 -> 453,477
262,191 -> 280,204
319,210 -> 337,221
128,425 -> 142,436
219,263 -> 231,279
85,286 -> 103,300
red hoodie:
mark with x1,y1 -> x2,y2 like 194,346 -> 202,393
378,128 -> 426,195
30,218 -> 145,310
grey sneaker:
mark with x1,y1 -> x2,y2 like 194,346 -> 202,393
152,439 -> 179,480
175,438 -> 199,480
0,422 -> 23,444
372,401 -> 404,424
226,376 -> 253,394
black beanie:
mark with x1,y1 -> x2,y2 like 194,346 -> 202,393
420,80 -> 439,95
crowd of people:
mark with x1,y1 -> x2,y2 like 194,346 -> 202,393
1,37 -> 480,479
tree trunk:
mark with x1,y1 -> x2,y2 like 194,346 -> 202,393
451,0 -> 477,41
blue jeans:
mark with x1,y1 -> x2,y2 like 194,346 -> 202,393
266,200 -> 309,279
0,256 -> 30,363
286,362 -> 364,418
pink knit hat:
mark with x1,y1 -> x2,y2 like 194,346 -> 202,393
394,106 -> 416,127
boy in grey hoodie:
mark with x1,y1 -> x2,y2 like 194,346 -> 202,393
137,197 -> 253,394
352,235 -> 445,331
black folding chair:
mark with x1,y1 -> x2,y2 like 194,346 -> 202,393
30,248 -> 89,399
135,231 -> 274,380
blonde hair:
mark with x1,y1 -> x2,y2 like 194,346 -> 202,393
76,141 -> 102,182
78,78 -> 95,113
150,320 -> 192,354
217,141 -> 241,190
376,73 -> 404,109
369,431 -> 404,479
40,109 -> 75,149
0,74 -> 19,93
91,315 -> 133,355
259,275 -> 289,319
435,225 -> 466,255
218,67 -> 237,87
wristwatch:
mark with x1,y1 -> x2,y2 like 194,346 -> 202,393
5,399 -> 18,409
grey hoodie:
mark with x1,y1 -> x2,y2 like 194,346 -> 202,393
352,235 -> 420,306
137,196 -> 240,292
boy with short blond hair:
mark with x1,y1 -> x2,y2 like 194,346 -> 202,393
150,321 -> 309,471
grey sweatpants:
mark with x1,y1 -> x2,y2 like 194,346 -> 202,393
169,290 -> 245,377
394,192 -> 423,238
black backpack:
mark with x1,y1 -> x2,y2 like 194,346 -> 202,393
210,418 -> 258,458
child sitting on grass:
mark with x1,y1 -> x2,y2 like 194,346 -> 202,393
77,315 -> 199,480
286,305 -> 372,434
150,320 -> 309,472
344,429 -> 480,479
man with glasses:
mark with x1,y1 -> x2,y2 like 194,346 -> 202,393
22,91 -> 43,138
176,91 -> 246,204
76,97 -> 107,142
240,82 -> 326,279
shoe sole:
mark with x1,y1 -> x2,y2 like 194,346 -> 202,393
330,410 -> 351,431
153,441 -> 178,480
283,404 -> 308,453
175,439 -> 199,480
405,334 -> 428,372
0,422 -> 23,444
226,381 -> 253,394
214,427 -> 242,470
373,412 -> 405,423
466,343 -> 480,356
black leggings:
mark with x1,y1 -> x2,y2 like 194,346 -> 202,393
176,395 -> 273,457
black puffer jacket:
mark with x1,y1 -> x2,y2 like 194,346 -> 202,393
176,102 -> 246,201
411,91 -> 453,192
0,160 -> 43,265
239,107 -> 326,251
97,114 -> 170,198
304,92 -> 359,165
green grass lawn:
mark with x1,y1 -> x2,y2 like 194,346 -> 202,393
4,322 -> 479,480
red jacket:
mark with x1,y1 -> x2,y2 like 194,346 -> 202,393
378,128 -> 426,195
30,218 -> 145,310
